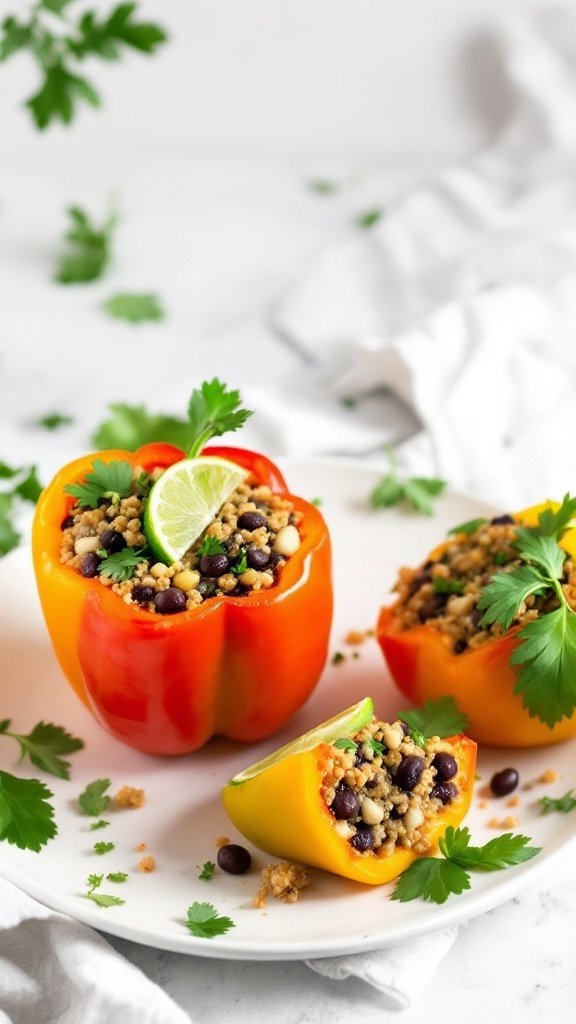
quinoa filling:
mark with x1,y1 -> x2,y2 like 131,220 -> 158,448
391,514 -> 576,654
60,468 -> 302,614
323,719 -> 461,856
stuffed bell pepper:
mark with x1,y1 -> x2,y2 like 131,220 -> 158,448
33,380 -> 332,755
378,497 -> 576,747
223,697 -> 476,884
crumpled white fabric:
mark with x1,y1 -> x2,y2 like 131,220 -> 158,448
0,879 -> 190,1024
305,928 -> 457,1011
275,12 -> 576,508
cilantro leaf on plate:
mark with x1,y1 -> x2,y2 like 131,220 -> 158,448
89,819 -> 110,830
199,861 -> 216,881
93,841 -> 115,855
65,459 -> 133,508
98,547 -> 146,582
370,448 -> 446,516
0,772 -> 57,851
107,871 -> 128,883
403,478 -> 446,516
0,720 -> 84,780
185,902 -> 235,938
357,208 -> 383,229
391,857 -> 470,904
397,696 -> 469,739
86,892 -> 125,908
539,790 -> 576,815
79,778 -> 111,816
104,293 -> 165,324
439,826 -> 539,870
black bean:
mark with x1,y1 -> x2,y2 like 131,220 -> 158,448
398,721 -> 411,736
491,514 -> 514,525
432,752 -> 458,781
394,755 -> 425,792
490,767 -> 519,797
80,553 -> 100,578
454,638 -> 468,654
349,826 -> 373,852
389,805 -> 402,820
238,511 -> 267,531
217,843 -> 252,875
154,588 -> 187,615
331,783 -> 361,820
61,514 -> 75,530
470,606 -> 483,628
418,594 -> 447,622
132,585 -> 155,604
431,782 -> 458,805
100,528 -> 127,554
197,579 -> 217,598
246,545 -> 269,570
199,553 -> 229,577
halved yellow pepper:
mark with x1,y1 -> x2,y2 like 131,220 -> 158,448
222,732 -> 476,885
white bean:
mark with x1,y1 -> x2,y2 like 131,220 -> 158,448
74,536 -> 100,557
404,806 -> 425,832
361,796 -> 384,825
273,525 -> 301,557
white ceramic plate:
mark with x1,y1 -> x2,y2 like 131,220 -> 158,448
1,457 -> 575,961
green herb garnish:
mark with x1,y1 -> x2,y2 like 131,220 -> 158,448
0,1 -> 167,130
231,548 -> 248,576
93,841 -> 114,856
539,790 -> 576,815
366,737 -> 385,755
98,547 -> 146,582
309,180 -> 338,194
56,205 -> 118,283
332,738 -> 357,752
310,497 -> 323,506
391,826 -> 539,904
448,518 -> 488,536
397,696 -> 469,739
477,495 -> 576,726
185,902 -> 235,938
357,208 -> 383,229
79,778 -> 111,816
432,577 -> 465,596
0,772 -> 57,851
331,651 -> 345,665
104,293 -> 164,324
197,535 -> 226,557
106,871 -> 128,883
86,892 -> 126,908
37,412 -> 74,430
89,819 -> 110,831
0,462 -> 43,557
65,459 -> 133,508
187,379 -> 253,458
410,729 -> 427,749
0,719 -> 84,780
371,448 -> 446,516
199,861 -> 216,880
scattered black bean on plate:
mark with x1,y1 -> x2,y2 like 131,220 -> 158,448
217,843 -> 252,875
490,767 -> 519,797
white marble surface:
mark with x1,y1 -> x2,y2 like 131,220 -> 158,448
2,0 -> 576,1019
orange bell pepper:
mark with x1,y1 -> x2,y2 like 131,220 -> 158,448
223,728 -> 476,885
33,442 -> 332,756
377,502 -> 576,748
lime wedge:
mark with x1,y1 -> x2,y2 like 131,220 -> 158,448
144,456 -> 248,564
229,697 -> 374,785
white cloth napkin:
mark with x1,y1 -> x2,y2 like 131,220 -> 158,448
0,879 -> 190,1024
275,12 -> 576,508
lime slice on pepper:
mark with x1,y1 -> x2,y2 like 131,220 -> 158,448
144,456 -> 248,565
229,697 -> 374,785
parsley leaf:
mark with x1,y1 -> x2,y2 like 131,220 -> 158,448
107,871 -> 128,883
448,518 -> 489,536
370,449 -> 446,516
89,819 -> 110,830
92,403 -> 192,451
410,729 -> 426,749
477,566 -> 547,631
104,293 -> 165,324
397,696 -> 469,739
514,530 -> 566,579
65,458 -> 133,508
37,412 -> 74,430
79,778 -> 111,816
332,738 -> 357,752
231,548 -> 248,576
93,841 -> 114,855
98,547 -> 146,582
86,873 -> 103,893
539,790 -> 576,814
199,861 -> 215,881
86,892 -> 125,908
0,772 -> 57,851
187,379 -> 253,458
1,720 -> 84,780
432,577 -> 465,596
185,902 -> 235,938
391,826 -> 539,904
56,205 -> 117,284
1,3 -> 167,131
366,737 -> 385,756
537,494 -> 576,539
197,535 -> 226,557
510,607 -> 576,727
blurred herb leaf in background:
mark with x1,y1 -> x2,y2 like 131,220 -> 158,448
56,204 -> 118,284
0,462 -> 44,557
92,403 -> 192,451
0,1 -> 168,130
104,293 -> 165,324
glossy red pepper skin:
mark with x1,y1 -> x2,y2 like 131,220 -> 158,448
33,443 -> 333,755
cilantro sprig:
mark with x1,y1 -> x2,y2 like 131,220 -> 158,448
477,495 -> 576,726
539,790 -> 576,815
85,873 -> 125,908
199,861 -> 216,881
185,902 -> 235,938
78,778 -> 111,816
197,536 -> 226,558
371,448 -> 446,516
56,205 -> 117,284
397,696 -> 469,739
0,771 -> 57,851
187,379 -> 253,458
0,719 -> 84,780
65,459 -> 133,509
98,548 -> 146,582
104,293 -> 165,324
391,826 -> 539,904
0,1 -> 167,131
